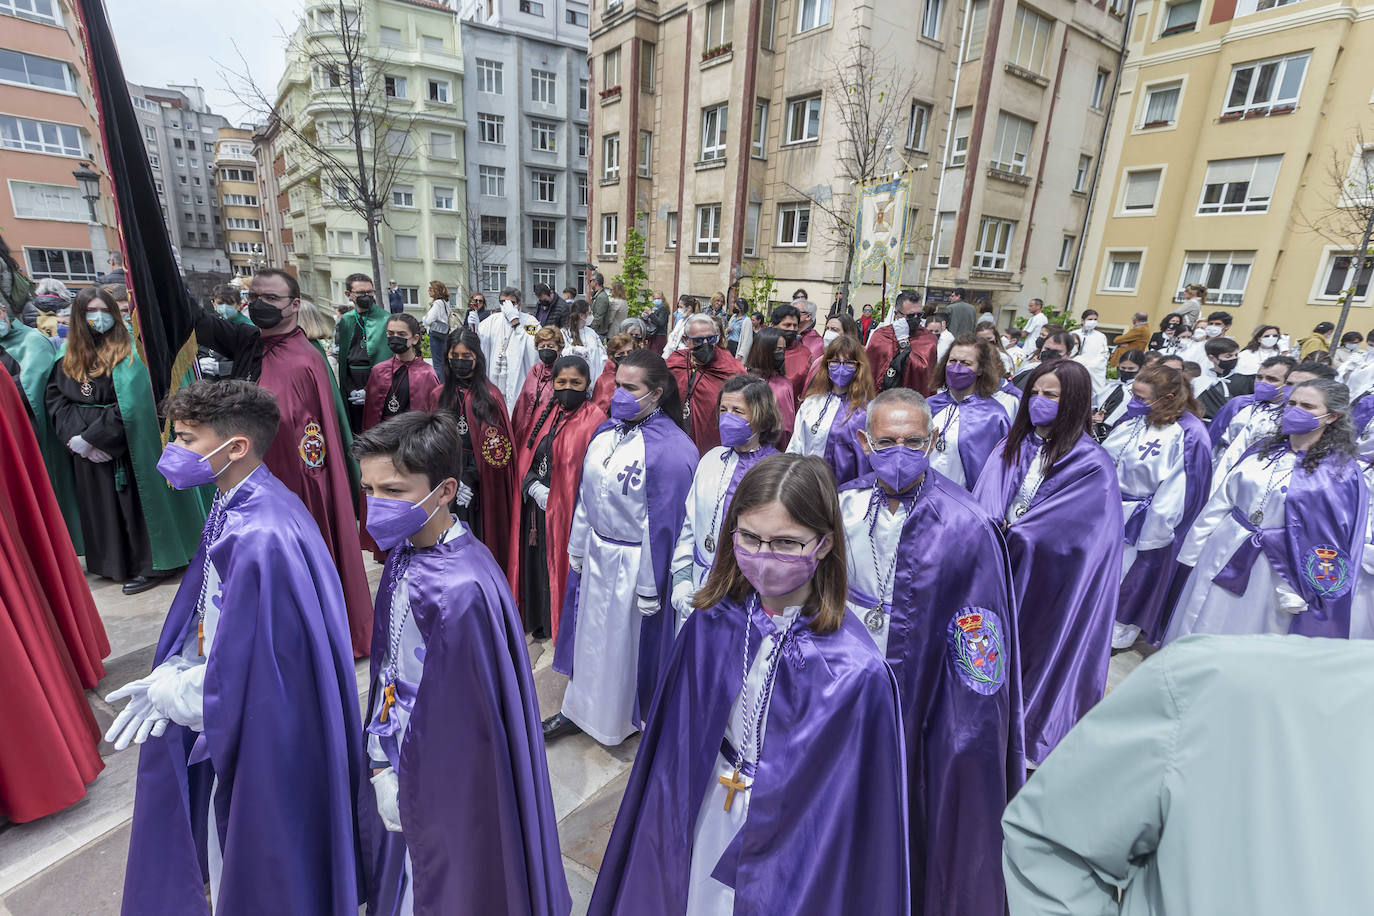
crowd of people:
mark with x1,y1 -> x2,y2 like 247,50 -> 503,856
4,261 -> 1374,914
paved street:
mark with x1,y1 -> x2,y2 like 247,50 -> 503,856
0,559 -> 1143,915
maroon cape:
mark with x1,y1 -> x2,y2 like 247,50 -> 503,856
591,359 -> 617,412
362,356 -> 442,431
511,361 -> 555,448
421,381 -> 519,571
258,329 -> 373,656
799,327 -> 825,360
766,372 -> 798,449
667,349 -> 746,453
506,399 -> 606,637
0,369 -> 106,821
866,324 -> 938,396
781,341 -> 812,400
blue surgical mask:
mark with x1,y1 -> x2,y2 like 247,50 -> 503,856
87,311 -> 115,334
216,303 -> 239,320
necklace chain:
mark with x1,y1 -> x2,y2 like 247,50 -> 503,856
194,493 -> 230,645
703,450 -> 737,552
862,482 -> 919,628
735,596 -> 793,771
384,546 -> 414,683
1109,415 -> 1147,468
1250,451 -> 1295,525
809,393 -> 838,434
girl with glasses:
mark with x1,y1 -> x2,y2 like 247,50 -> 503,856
786,334 -> 874,486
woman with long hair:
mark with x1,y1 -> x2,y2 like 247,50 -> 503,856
609,280 -> 630,332
561,297 -> 606,381
361,313 -> 440,430
1166,378 -> 1367,642
544,349 -> 698,745
744,326 -> 797,447
510,325 -> 564,445
787,334 -> 874,485
927,334 -> 1017,489
1236,323 -> 1284,375
1101,365 -> 1212,649
1147,313 -> 1186,355
972,359 -> 1123,765
589,454 -> 908,915
507,355 -> 607,641
421,280 -> 453,373
45,287 -> 205,594
420,329 -> 517,569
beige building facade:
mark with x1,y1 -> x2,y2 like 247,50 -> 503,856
215,126 -> 267,277
1076,0 -> 1374,338
588,0 -> 1125,319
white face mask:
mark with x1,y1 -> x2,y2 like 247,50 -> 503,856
1346,342 -> 1361,351
823,329 -> 840,344
1204,325 -> 1223,338
1192,327 -> 1209,341
1082,319 -> 1098,331
1260,335 -> 1279,348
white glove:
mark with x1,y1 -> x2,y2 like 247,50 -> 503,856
671,579 -> 697,617
569,554 -> 583,574
349,388 -> 367,405
198,357 -> 219,376
68,435 -> 92,457
455,482 -> 474,507
528,481 -> 550,511
104,667 -> 180,750
86,447 -> 113,463
636,594 -> 660,616
371,768 -> 403,832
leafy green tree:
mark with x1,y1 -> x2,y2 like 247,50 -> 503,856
614,220 -> 652,317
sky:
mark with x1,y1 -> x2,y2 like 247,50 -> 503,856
105,0 -> 306,125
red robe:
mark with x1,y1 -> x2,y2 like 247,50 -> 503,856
258,329 -> 373,656
781,341 -> 813,401
766,373 -> 798,449
506,399 -> 607,637
362,356 -> 442,431
591,359 -> 617,412
866,324 -> 938,396
421,381 -> 518,571
666,349 -> 746,453
0,369 -> 106,821
799,327 -> 825,361
511,362 -> 555,448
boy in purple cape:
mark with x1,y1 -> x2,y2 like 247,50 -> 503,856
353,411 -> 570,916
105,381 -> 364,915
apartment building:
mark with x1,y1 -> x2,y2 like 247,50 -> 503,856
458,0 -> 591,296
587,0 -> 1125,318
253,115 -> 294,272
215,126 -> 267,277
1,0 -> 119,286
1075,0 -> 1374,335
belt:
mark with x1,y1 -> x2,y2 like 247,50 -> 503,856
1212,506 -> 1278,597
1122,493 -> 1153,547
720,738 -> 757,778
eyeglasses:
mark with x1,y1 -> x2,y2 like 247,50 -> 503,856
867,435 -> 930,450
733,529 -> 821,557
828,359 -> 859,369
686,335 -> 719,346
245,292 -> 290,305
471,298 -> 486,305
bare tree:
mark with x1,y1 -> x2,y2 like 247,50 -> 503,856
1295,129 -> 1374,343
782,38 -> 916,305
462,209 -> 503,304
225,0 -> 418,289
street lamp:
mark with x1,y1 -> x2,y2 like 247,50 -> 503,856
71,161 -> 110,272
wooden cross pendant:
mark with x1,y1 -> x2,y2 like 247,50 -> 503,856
719,768 -> 748,812
379,683 -> 397,723
197,620 -> 205,657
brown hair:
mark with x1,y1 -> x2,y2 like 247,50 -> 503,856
534,325 -> 563,349
693,453 -> 849,634
1136,364 -> 1200,427
63,286 -> 132,383
719,374 -> 782,447
935,333 -> 1002,398
804,334 -> 876,412
607,332 -> 634,358
429,280 -> 448,301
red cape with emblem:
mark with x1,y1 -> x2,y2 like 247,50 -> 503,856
421,380 -> 519,571
0,368 -> 106,821
590,359 -> 617,412
362,356 -> 442,431
257,328 -> 373,656
781,341 -> 812,401
510,361 -> 555,447
866,324 -> 938,396
666,348 -> 746,453
506,398 -> 607,636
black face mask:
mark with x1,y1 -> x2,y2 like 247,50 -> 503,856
448,357 -> 475,380
537,348 -> 558,366
554,387 -> 588,411
387,335 -> 412,354
1217,357 -> 1238,376
1166,325 -> 1180,334
780,329 -> 797,346
354,294 -> 375,310
907,315 -> 923,336
1117,369 -> 1138,383
773,350 -> 787,372
1041,349 -> 1065,362
248,300 -> 285,329
692,341 -> 716,365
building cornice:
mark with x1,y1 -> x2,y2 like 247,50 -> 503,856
1127,2 -> 1364,71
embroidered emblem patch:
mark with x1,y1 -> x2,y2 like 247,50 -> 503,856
298,420 -> 326,468
1303,544 -> 1352,598
481,426 -> 512,468
947,607 -> 1006,695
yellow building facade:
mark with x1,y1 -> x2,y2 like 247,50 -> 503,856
216,126 -> 267,277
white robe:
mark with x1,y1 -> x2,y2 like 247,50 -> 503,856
563,424 -> 658,745
561,325 -> 606,382
671,446 -> 745,631
926,392 -> 1015,488
478,311 -> 539,414
1073,328 -> 1109,398
839,488 -> 908,656
1102,417 -> 1193,585
786,393 -> 845,461
1212,401 -> 1283,489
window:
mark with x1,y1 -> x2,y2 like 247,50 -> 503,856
379,25 -> 402,46
1161,0 -> 1199,35
435,236 -> 457,260
386,129 -> 412,156
392,184 -> 415,207
796,0 -> 831,32
224,193 -> 259,206
329,230 -> 357,255
577,175 -> 588,206
743,203 -> 760,256
989,112 -> 1035,174
2,0 -> 62,25
784,96 -> 821,144
695,205 -> 722,256
601,213 -> 619,256
531,120 -> 557,152
1319,252 -> 1374,300
144,124 -> 156,143
228,241 -> 264,255
921,0 -> 942,38
226,217 -> 262,230
752,100 -> 769,157
480,263 -> 508,292
949,107 -> 971,167
579,79 -> 588,110
1198,155 -> 1281,214
705,0 -> 732,47
187,140 -> 197,151
25,247 -> 94,283
531,69 -> 556,103
701,104 -> 728,160
429,131 -> 455,158
761,0 -> 777,48
566,8 -> 588,25
1105,252 -> 1142,291
519,0 -> 544,13
1091,69 -> 1110,109
934,211 -> 955,266
1008,6 -> 1053,75
531,218 -> 556,249
604,47 -> 621,88
480,165 -> 505,197
179,175 -> 188,185
220,167 -> 255,182
640,42 -> 655,92
175,157 -> 185,167
603,133 -> 620,178
476,60 -> 503,95
8,181 -> 84,221
397,286 -> 419,306
776,203 -> 810,246
181,191 -> 193,204
423,35 -> 445,52
132,96 -> 158,113
478,114 -> 504,145
1122,168 -> 1162,213
0,114 -> 82,157
433,185 -> 455,210
973,217 -> 1016,270
1058,235 -> 1075,270
965,0 -> 989,60
0,49 -> 73,92
666,211 -> 679,249
905,101 -> 931,152
427,79 -> 450,103
532,171 -> 556,202
155,180 -> 164,194
638,130 -> 653,177
173,137 -> 183,149
1075,154 -> 1092,192
481,216 -> 508,246
1140,81 -> 1181,128
190,159 -> 200,170
1223,52 -> 1310,116
1178,251 -> 1254,304
578,126 -> 589,157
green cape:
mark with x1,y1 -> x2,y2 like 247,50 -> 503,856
334,304 -> 390,381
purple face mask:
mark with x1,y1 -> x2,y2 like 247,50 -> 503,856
828,362 -> 857,388
1028,395 -> 1059,427
719,411 -> 755,448
733,533 -> 829,598
866,441 -> 929,492
1124,396 -> 1154,419
1253,380 -> 1282,402
945,363 -> 977,391
609,387 -> 648,421
157,439 -> 239,490
1281,405 -> 1326,436
365,483 -> 443,551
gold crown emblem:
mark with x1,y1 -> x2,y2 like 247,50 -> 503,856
956,612 -> 984,634
1315,547 -> 1338,560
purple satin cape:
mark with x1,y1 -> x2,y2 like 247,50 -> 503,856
926,392 -> 1013,489
1117,412 -> 1213,643
553,411 -> 699,725
1351,393 -> 1374,435
972,433 -> 1123,764
587,597 -> 910,915
362,529 -> 570,916
1208,394 -> 1256,447
824,402 -> 868,485
841,472 -> 1023,915
122,468 -> 364,915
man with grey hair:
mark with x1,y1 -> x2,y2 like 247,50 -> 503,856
666,313 -> 746,450
796,297 -> 824,360
841,386 -> 1022,916
588,271 -> 611,337
1110,310 -> 1153,367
